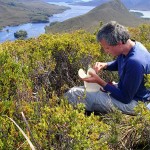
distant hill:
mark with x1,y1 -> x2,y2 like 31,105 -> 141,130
73,0 -> 110,6
0,0 -> 68,28
45,0 -> 148,34
120,0 -> 141,9
43,0 -> 75,3
71,0 -> 150,11
120,0 -> 150,10
132,1 -> 150,11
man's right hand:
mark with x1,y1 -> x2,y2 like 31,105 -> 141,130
93,62 -> 107,73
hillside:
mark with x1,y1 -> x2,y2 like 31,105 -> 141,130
45,0 -> 148,34
68,0 -> 150,11
0,0 -> 68,28
73,0 -> 111,6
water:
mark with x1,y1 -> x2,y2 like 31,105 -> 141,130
0,2 -> 94,43
0,23 -> 48,43
130,9 -> 150,18
48,2 -> 94,22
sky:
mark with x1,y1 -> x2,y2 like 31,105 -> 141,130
76,0 -> 92,2
82,0 -> 92,1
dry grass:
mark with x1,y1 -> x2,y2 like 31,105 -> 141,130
4,114 -> 36,150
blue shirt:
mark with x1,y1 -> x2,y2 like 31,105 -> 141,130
104,41 -> 150,104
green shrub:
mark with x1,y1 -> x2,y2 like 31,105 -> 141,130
0,24 -> 150,149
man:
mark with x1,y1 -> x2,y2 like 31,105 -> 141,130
65,21 -> 150,114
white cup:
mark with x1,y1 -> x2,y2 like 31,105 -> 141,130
84,81 -> 100,92
78,68 -> 101,92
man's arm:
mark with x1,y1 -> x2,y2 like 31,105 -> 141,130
104,60 -> 144,104
106,59 -> 118,71
84,59 -> 143,104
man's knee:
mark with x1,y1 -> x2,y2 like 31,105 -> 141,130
64,86 -> 85,104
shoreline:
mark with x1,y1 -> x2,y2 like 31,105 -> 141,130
0,2 -> 94,43
0,1 -> 69,30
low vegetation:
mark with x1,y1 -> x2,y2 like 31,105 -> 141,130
0,23 -> 150,149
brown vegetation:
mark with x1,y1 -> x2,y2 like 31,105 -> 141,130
0,0 -> 68,28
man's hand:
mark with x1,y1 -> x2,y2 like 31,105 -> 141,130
81,71 -> 107,87
93,62 -> 107,73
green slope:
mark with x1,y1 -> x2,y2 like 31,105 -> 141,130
0,0 -> 68,28
45,0 -> 149,33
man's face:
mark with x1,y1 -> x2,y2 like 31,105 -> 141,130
100,39 -> 123,56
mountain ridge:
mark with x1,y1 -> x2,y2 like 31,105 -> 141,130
133,1 -> 150,11
45,0 -> 149,34
66,0 -> 150,10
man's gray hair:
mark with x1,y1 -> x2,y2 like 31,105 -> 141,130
97,21 -> 130,46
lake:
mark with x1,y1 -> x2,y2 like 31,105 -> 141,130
0,2 -> 94,43
1,3 -> 150,44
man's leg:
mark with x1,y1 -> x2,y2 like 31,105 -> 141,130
64,86 -> 114,113
111,97 -> 138,115
64,86 -> 138,114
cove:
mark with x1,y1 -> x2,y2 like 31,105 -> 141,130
0,2 -> 94,43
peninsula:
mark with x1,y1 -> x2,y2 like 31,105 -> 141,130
0,0 -> 69,29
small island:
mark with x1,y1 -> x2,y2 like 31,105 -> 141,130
14,30 -> 28,39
